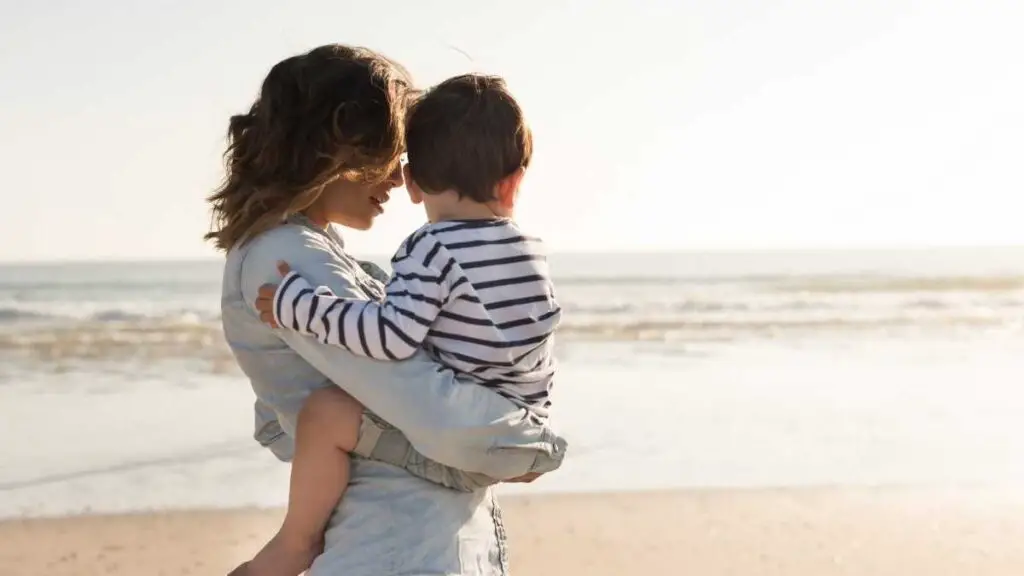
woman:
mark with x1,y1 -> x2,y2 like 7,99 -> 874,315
208,44 -> 565,575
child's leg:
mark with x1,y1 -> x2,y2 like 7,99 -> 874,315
240,387 -> 363,576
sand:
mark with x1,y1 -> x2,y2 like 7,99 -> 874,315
2,488 -> 1024,575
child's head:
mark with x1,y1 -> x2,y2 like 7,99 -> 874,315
404,74 -> 532,218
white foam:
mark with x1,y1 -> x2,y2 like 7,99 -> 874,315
3,337 -> 1024,518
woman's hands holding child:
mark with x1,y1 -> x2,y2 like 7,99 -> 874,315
254,261 -> 293,328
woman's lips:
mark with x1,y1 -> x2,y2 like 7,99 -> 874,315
370,192 -> 390,213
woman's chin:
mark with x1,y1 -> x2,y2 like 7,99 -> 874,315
333,215 -> 376,231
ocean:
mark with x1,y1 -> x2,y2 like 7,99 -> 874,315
2,248 -> 1023,518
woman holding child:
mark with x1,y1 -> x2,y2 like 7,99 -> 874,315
207,44 -> 564,576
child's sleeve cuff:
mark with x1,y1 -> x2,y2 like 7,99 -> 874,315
272,271 -> 314,332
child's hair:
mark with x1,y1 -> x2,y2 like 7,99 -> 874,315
405,74 -> 532,203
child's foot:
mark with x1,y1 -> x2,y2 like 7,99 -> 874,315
244,533 -> 320,576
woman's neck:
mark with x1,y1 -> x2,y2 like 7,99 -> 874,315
300,206 -> 330,229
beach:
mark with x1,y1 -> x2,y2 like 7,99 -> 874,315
3,252 -> 1024,574
4,0 -> 1023,569
4,488 -> 1024,576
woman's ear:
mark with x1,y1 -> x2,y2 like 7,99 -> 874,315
403,164 -> 424,204
494,167 -> 525,209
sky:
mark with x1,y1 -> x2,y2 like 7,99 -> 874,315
1,0 -> 1022,261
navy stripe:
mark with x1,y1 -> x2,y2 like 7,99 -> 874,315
355,305 -> 371,357
475,274 -> 546,290
438,309 -> 494,327
449,276 -> 469,292
527,355 -> 550,371
500,354 -> 549,377
512,342 -> 546,365
437,258 -> 456,284
473,379 -> 516,388
381,316 -> 419,351
422,240 -> 442,268
387,290 -> 444,308
378,309 -> 394,360
319,299 -> 342,344
290,288 -> 314,331
305,293 -> 320,333
460,254 -> 543,270
484,294 -> 550,310
496,307 -> 560,330
405,229 -> 429,254
520,390 -> 550,401
427,329 -> 551,349
393,271 -> 443,283
335,302 -> 353,348
274,272 -> 302,328
444,235 -> 537,250
430,219 -> 508,234
390,304 -> 433,327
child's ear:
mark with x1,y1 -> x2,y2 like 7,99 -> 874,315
403,164 -> 423,204
494,167 -> 526,209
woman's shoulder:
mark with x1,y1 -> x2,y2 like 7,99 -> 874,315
228,223 -> 358,299
239,223 -> 337,259
233,224 -> 343,273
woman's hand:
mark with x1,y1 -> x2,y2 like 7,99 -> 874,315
505,472 -> 542,484
254,261 -> 293,327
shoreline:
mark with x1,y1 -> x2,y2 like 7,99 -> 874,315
3,487 -> 1024,575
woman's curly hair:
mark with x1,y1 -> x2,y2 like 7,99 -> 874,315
205,44 -> 415,251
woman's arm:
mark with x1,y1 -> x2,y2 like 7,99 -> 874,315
239,224 -> 561,479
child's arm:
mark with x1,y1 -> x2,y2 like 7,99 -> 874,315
240,225 -> 565,481
270,234 -> 452,360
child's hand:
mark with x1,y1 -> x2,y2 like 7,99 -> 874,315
254,261 -> 293,328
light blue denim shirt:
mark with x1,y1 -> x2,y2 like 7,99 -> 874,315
220,218 -> 563,575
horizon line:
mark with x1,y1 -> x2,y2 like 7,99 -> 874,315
3,244 -> 1024,266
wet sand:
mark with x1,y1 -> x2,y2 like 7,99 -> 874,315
3,488 -> 1024,575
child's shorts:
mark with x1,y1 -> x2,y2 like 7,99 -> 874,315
352,411 -> 566,492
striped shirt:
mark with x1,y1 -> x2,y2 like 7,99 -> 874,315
272,219 -> 560,412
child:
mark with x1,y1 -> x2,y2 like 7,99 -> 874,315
241,74 -> 559,576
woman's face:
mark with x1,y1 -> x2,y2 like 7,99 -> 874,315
312,164 -> 404,230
